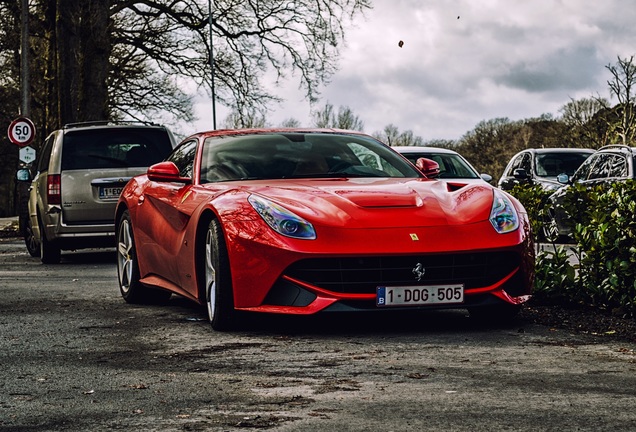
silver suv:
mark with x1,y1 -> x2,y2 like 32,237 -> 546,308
545,144 -> 636,240
25,122 -> 176,263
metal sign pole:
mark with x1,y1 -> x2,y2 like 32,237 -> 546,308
20,0 -> 30,117
208,0 -> 217,130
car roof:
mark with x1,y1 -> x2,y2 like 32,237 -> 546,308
391,146 -> 460,155
192,128 -> 370,140
598,144 -> 636,153
518,148 -> 595,155
62,121 -> 169,133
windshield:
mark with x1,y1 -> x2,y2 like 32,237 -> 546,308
200,133 -> 422,183
534,152 -> 592,177
400,152 -> 479,179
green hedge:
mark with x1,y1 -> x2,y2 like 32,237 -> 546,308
507,181 -> 636,317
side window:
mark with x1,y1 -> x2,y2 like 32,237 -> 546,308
506,153 -> 527,175
37,135 -> 55,173
519,153 -> 532,173
606,154 -> 628,178
571,155 -> 595,182
167,140 -> 197,178
587,153 -> 614,180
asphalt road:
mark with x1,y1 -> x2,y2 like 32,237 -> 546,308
1,237 -> 636,431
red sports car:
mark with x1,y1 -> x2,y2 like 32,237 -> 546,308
115,129 -> 534,330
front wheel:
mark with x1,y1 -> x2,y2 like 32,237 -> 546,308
204,219 -> 236,331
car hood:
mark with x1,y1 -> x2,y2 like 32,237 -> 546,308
238,178 -> 495,228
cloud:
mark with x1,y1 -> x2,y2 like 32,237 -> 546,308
188,0 -> 636,141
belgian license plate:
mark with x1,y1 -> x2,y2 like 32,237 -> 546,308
99,186 -> 123,199
376,284 -> 464,307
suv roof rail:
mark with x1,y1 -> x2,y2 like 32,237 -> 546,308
63,120 -> 163,129
598,144 -> 634,152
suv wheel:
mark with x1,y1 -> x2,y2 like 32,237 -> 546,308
24,218 -> 40,258
39,216 -> 61,264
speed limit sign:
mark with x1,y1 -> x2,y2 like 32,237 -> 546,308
8,117 -> 36,147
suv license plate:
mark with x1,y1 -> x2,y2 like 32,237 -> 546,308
376,284 -> 464,307
99,186 -> 124,199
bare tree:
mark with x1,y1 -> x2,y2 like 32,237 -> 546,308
17,0 -> 370,128
311,102 -> 364,130
222,109 -> 267,129
606,55 -> 636,145
373,124 -> 423,146
559,96 -> 611,148
279,117 -> 301,128
560,97 -> 609,127
109,0 -> 370,126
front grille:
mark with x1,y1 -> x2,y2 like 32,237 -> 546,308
285,252 -> 520,294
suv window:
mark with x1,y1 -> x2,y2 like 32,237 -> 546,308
61,128 -> 173,170
606,154 -> 628,178
586,153 -> 624,180
571,155 -> 595,182
38,135 -> 55,172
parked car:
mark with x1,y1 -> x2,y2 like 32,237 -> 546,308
393,146 -> 493,184
545,144 -> 636,240
25,121 -> 176,263
499,148 -> 594,192
115,128 -> 534,331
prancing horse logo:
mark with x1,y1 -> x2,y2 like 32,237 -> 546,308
412,263 -> 425,281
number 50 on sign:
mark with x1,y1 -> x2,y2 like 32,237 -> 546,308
8,117 -> 36,147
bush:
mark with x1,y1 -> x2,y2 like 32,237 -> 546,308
510,181 -> 636,317
507,183 -> 552,244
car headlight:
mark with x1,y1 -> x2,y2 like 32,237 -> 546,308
248,195 -> 316,239
489,190 -> 519,233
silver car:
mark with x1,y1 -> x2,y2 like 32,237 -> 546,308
25,122 -> 176,263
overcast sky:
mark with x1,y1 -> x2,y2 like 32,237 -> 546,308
190,0 -> 636,141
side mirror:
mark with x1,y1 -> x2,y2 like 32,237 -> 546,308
416,158 -> 440,178
147,161 -> 191,183
480,173 -> 493,183
16,168 -> 31,181
556,173 -> 569,184
512,168 -> 528,180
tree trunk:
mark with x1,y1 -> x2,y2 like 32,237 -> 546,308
56,0 -> 81,125
78,0 -> 110,121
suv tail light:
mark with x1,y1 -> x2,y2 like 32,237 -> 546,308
47,174 -> 61,205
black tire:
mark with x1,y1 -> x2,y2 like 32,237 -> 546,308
24,217 -> 40,258
204,219 -> 236,331
116,210 -> 171,304
39,216 -> 61,264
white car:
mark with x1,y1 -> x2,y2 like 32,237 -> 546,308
393,146 -> 492,184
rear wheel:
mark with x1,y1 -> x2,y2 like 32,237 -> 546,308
39,216 -> 61,264
24,217 -> 40,258
204,219 -> 236,331
117,210 -> 171,303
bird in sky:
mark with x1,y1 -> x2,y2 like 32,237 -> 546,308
398,40 -> 404,48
